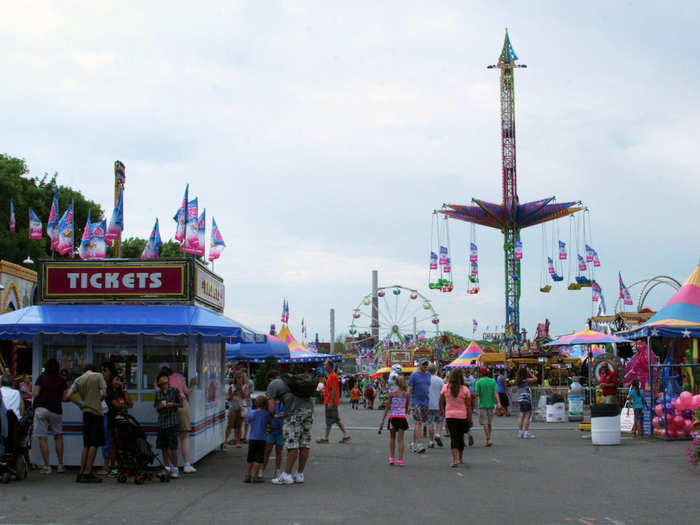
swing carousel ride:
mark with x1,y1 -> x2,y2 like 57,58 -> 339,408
431,30 -> 605,346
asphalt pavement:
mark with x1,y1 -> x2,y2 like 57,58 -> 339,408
0,401 -> 696,525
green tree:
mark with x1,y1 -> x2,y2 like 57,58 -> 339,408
0,154 -> 103,267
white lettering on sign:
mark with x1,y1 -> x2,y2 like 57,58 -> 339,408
105,273 -> 119,288
150,273 -> 162,288
89,274 -> 102,289
64,272 -> 166,291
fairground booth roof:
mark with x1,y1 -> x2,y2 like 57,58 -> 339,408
444,341 -> 483,368
624,264 -> 700,339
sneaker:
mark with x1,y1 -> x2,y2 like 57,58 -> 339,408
408,442 -> 415,452
486,439 -> 493,447
82,474 -> 103,483
416,444 -> 426,454
273,469 -> 282,478
468,434 -> 474,447
271,472 -> 294,485
40,466 -> 52,474
518,430 -> 524,439
183,464 -> 197,474
293,472 -> 305,484
397,460 -> 404,467
169,466 -> 180,478
524,432 -> 535,439
388,457 -> 395,465
109,469 -> 119,478
435,436 -> 443,447
161,468 -> 170,478
428,440 -> 435,448
56,464 -> 65,473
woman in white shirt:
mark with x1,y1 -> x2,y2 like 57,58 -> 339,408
1,374 -> 25,419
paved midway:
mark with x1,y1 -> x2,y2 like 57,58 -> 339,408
0,402 -> 696,525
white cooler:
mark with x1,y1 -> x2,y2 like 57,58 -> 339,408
545,402 -> 567,422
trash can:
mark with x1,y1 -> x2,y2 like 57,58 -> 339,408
568,377 -> 584,422
590,403 -> 620,445
546,393 -> 567,422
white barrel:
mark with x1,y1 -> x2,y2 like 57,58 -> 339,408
591,415 -> 621,445
546,402 -> 567,422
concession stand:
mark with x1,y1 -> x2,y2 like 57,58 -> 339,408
0,258 -> 257,467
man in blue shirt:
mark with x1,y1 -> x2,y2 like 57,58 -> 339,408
408,358 -> 431,453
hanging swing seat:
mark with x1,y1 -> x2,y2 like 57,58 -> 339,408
539,285 -> 552,293
567,283 -> 582,290
575,276 -> 592,286
550,274 -> 564,282
467,287 -> 479,295
468,276 -> 478,283
428,283 -> 441,290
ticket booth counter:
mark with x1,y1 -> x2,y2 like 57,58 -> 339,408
0,259 -> 258,467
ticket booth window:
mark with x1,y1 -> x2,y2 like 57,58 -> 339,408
93,335 -> 138,390
42,335 -> 88,384
142,335 -> 189,391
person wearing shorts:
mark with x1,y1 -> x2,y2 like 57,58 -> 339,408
64,364 -> 107,483
267,371 -> 313,485
497,372 -> 510,416
515,367 -> 538,439
474,368 -> 501,447
263,399 -> 285,477
317,360 -> 350,444
408,358 -> 431,453
33,358 -> 68,474
427,364 -> 445,447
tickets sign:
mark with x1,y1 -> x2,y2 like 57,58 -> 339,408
41,260 -> 188,303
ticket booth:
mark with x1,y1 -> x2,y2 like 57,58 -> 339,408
0,258 -> 260,466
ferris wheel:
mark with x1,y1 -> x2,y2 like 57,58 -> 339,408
348,285 -> 440,344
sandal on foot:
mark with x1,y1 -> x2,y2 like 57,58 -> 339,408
340,436 -> 351,443
316,438 -> 329,444
243,475 -> 252,483
253,477 -> 265,483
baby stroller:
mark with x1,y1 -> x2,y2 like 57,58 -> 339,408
0,408 -> 33,483
113,414 -> 169,484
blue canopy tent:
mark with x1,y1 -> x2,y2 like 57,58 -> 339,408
225,338 -> 290,362
0,304 -> 252,340
279,349 -> 342,364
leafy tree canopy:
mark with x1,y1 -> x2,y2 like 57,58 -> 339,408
0,154 -> 103,267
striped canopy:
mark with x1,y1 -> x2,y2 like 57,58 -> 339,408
276,324 -> 341,363
277,325 -> 313,352
444,341 -> 484,368
544,329 -> 631,346
626,264 -> 700,339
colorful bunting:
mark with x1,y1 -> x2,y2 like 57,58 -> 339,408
141,219 -> 163,259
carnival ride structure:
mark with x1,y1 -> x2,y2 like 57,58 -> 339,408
435,29 -> 583,343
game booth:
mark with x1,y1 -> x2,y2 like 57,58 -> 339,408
0,258 -> 263,466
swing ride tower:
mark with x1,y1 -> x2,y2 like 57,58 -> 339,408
439,29 -> 582,346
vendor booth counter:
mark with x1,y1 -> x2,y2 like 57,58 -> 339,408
0,258 -> 264,467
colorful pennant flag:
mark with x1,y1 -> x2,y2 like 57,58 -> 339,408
618,272 -> 633,306
141,219 -> 163,259
90,219 -> 107,259
577,254 -> 587,272
78,211 -> 92,259
281,299 -> 289,324
9,199 -> 15,233
208,217 -> 226,262
56,201 -> 74,255
105,187 -> 124,247
183,198 -> 199,252
592,281 -> 606,314
28,208 -> 43,239
173,184 -> 188,243
47,191 -> 59,249
195,209 -> 206,256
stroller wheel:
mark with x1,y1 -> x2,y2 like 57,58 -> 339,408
117,474 -> 127,483
15,456 -> 28,480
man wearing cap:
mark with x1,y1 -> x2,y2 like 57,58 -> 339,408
474,367 -> 502,447
408,358 -> 431,453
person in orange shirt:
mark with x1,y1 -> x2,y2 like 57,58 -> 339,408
316,360 -> 351,444
350,385 -> 362,410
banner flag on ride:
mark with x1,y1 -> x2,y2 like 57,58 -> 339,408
592,250 -> 601,268
438,245 -> 448,265
173,184 -> 188,243
469,242 -> 478,263
429,251 -> 437,270
547,257 -> 555,275
558,240 -> 567,260
472,319 -> 478,334
208,217 -> 226,262
28,208 -> 43,239
105,187 -> 124,247
9,199 -> 15,233
585,244 -> 595,263
514,240 -> 523,260
592,281 -> 607,315
55,201 -> 74,255
141,219 -> 163,259
47,191 -> 59,248
470,261 -> 478,278
577,254 -> 587,272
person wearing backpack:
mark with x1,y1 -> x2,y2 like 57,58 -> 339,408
266,370 -> 314,485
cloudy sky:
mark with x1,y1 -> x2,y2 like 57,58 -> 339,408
2,2 -> 698,342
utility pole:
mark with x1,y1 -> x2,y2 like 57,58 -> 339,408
330,308 -> 335,354
371,270 -> 379,346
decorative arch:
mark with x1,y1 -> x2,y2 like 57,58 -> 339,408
2,283 -> 21,313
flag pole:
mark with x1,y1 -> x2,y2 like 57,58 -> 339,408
113,161 -> 125,258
